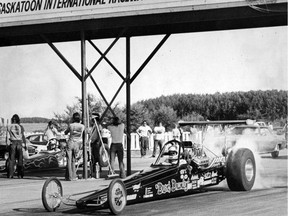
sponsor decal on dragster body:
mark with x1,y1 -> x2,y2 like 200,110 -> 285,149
132,183 -> 141,192
155,179 -> 190,195
144,187 -> 153,198
206,156 -> 226,168
154,169 -> 222,196
194,170 -> 220,187
127,194 -> 137,201
154,169 -> 190,196
127,183 -> 141,201
128,164 -> 223,201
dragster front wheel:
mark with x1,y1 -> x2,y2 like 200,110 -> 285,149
42,177 -> 63,212
108,179 -> 127,215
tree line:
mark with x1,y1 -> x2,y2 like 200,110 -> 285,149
52,90 -> 287,132
21,117 -> 50,123
140,89 -> 287,123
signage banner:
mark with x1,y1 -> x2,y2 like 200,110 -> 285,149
0,0 -> 281,27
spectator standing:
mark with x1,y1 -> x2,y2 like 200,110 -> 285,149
107,117 -> 126,178
101,122 -> 111,146
268,122 -> 273,130
64,112 -> 85,181
90,113 -> 103,177
151,122 -> 165,157
172,124 -> 181,140
136,121 -> 152,158
7,114 -> 26,178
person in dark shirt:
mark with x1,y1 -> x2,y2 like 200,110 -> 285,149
89,113 -> 102,177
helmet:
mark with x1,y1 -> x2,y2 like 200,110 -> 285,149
168,145 -> 177,154
168,146 -> 178,163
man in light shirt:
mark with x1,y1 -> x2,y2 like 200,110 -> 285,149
172,124 -> 181,140
107,117 -> 126,178
136,121 -> 152,158
64,112 -> 85,181
151,122 -> 165,157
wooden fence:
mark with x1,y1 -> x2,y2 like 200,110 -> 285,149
122,132 -> 202,150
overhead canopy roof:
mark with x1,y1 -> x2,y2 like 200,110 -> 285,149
0,0 -> 287,47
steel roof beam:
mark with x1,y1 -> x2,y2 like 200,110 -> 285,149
131,34 -> 170,84
88,39 -> 125,81
84,29 -> 126,81
89,75 -> 116,119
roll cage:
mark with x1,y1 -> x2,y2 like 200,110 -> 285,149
152,139 -> 208,167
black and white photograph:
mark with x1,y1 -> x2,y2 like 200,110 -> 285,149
0,0 -> 287,215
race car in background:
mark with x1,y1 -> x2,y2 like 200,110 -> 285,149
0,133 -> 68,173
225,124 -> 287,158
184,119 -> 286,158
0,135 -> 108,175
26,133 -> 68,154
0,138 -> 38,172
0,147 -> 67,173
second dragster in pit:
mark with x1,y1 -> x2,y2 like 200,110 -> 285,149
42,121 -> 256,215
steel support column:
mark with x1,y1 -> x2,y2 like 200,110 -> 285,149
126,37 -> 131,176
42,31 -> 169,179
81,31 -> 88,179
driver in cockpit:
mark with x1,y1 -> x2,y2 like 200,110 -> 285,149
160,145 -> 179,165
161,145 -> 188,165
166,145 -> 178,164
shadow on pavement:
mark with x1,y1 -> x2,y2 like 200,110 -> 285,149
63,207 -> 111,215
0,166 -> 142,182
13,208 -> 47,214
261,155 -> 288,160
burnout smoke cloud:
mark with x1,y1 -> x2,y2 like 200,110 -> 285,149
201,127 -> 286,190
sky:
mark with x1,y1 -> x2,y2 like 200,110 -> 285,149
0,26 -> 287,120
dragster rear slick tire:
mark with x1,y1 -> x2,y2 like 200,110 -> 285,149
42,177 -> 63,212
226,148 -> 256,191
108,178 -> 127,215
